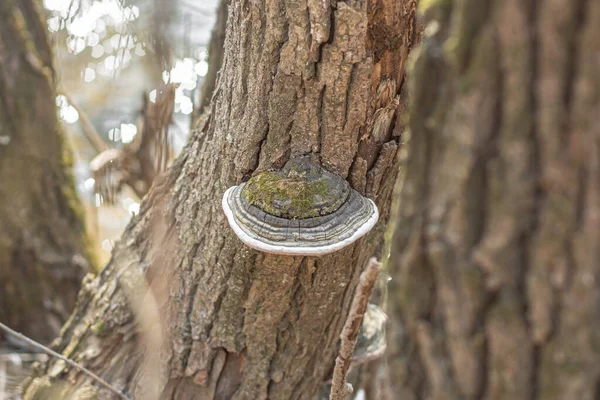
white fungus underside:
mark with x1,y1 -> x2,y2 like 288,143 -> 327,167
222,186 -> 379,255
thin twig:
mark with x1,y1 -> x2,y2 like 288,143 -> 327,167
329,257 -> 382,400
0,322 -> 130,400
59,89 -> 109,153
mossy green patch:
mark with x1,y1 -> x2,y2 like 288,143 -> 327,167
91,320 -> 108,336
239,157 -> 351,219
242,171 -> 335,219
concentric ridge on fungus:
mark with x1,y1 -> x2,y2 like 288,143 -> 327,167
222,158 -> 379,255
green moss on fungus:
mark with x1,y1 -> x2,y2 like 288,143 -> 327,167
242,172 -> 325,218
241,158 -> 350,219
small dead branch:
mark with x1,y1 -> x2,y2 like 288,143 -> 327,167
91,84 -> 175,203
329,257 -> 382,400
0,322 -> 130,400
59,89 -> 109,154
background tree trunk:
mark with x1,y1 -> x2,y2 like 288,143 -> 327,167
0,0 -> 94,344
23,0 -> 418,399
386,0 -> 600,398
192,0 -> 230,129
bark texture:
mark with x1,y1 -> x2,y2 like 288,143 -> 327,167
0,0 -> 94,344
197,0 -> 230,117
386,0 -> 600,399
24,0 -> 417,399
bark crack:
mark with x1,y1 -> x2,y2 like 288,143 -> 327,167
561,0 -> 589,148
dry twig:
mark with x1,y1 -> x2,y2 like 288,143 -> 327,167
329,257 -> 382,400
0,322 -> 130,400
59,89 -> 109,154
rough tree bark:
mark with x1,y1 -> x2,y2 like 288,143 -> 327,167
196,0 -> 230,117
23,0 -> 418,399
386,0 -> 600,399
0,0 -> 94,344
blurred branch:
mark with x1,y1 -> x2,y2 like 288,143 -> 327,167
0,322 -> 130,400
59,89 -> 109,153
152,0 -> 176,73
137,84 -> 175,184
91,84 -> 175,203
180,0 -> 214,17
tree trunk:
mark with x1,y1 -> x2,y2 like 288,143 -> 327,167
386,0 -> 600,399
0,0 -> 95,344
23,0 -> 418,399
193,0 -> 230,126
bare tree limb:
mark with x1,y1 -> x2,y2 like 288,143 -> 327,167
59,89 -> 109,153
330,257 -> 382,400
0,322 -> 130,400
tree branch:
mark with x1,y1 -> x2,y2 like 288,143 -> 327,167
59,89 -> 109,153
0,322 -> 130,400
329,257 -> 382,400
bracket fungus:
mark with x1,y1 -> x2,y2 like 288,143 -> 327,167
222,157 -> 379,255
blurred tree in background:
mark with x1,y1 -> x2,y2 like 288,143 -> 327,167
386,0 -> 600,398
42,0 -> 220,265
0,0 -> 95,344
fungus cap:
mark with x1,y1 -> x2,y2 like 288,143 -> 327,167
222,158 -> 378,255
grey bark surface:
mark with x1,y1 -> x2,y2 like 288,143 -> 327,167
23,0 -> 417,399
0,0 -> 94,344
386,0 -> 600,399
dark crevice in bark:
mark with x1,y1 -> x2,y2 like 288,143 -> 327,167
325,4 -> 336,47
255,136 -> 269,178
248,12 -> 290,176
469,33 -> 502,253
420,77 -> 437,326
474,332 -> 489,400
213,253 -> 240,320
561,0 -> 589,148
342,63 -> 358,131
281,117 -> 295,164
316,84 -> 327,155
453,0 -> 492,73
181,254 -> 202,371
466,146 -> 488,252
418,87 -> 442,399
527,0 -> 540,243
531,344 -> 541,400
518,229 -> 534,391
238,22 -> 251,106
562,226 -> 577,295
207,241 -> 238,335
304,4 -> 313,73
574,167 -> 589,232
